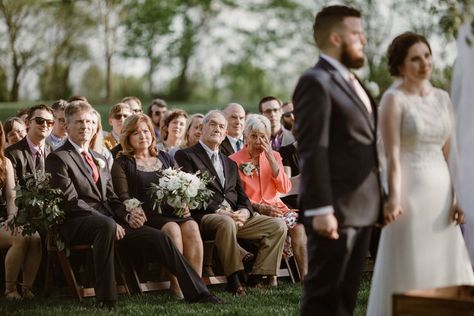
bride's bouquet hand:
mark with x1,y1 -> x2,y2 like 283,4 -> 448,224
450,203 -> 465,225
383,201 -> 403,225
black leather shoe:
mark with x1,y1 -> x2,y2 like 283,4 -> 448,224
95,300 -> 116,310
189,293 -> 225,304
247,274 -> 264,288
226,272 -> 246,295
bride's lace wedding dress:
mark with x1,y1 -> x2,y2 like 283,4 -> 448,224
366,87 -> 474,316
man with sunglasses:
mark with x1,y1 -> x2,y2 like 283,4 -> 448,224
259,96 -> 295,151
103,103 -> 132,150
147,98 -> 168,139
281,101 -> 295,131
46,100 -> 69,150
121,96 -> 143,114
6,104 -> 54,185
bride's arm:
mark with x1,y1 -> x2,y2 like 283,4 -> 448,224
442,94 -> 465,225
380,92 -> 404,225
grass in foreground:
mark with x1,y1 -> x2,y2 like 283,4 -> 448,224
0,273 -> 371,316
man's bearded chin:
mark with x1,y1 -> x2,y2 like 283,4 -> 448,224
341,43 -> 365,69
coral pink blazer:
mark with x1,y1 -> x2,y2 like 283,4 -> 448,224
230,147 -> 292,212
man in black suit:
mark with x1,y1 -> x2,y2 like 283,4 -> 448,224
220,103 -> 246,156
293,5 -> 383,316
6,104 -> 54,183
45,101 -> 221,308
175,110 -> 287,296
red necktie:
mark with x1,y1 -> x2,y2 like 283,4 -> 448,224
81,151 -> 99,183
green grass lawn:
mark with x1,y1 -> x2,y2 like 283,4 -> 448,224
0,274 -> 371,315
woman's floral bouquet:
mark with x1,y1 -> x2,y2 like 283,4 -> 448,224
239,162 -> 258,176
9,171 -> 65,250
148,168 -> 214,218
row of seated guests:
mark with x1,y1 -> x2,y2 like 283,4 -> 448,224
0,96 -> 305,308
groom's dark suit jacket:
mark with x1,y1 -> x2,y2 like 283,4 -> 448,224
6,137 -> 52,184
293,58 -> 383,227
45,140 -> 127,242
174,142 -> 253,224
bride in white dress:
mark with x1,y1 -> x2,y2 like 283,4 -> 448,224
367,32 -> 474,316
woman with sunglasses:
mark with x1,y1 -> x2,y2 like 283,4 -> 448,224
104,103 -> 132,150
0,121 -> 42,300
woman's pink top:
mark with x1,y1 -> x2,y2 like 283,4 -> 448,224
229,146 -> 292,213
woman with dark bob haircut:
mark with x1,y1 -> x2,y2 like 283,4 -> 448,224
111,114 -> 203,299
367,32 -> 474,315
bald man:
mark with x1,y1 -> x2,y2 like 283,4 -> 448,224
220,103 -> 246,156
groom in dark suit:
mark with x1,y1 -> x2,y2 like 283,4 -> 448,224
45,101 -> 220,308
293,5 -> 383,316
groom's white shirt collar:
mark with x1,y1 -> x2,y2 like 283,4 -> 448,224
320,53 -> 352,82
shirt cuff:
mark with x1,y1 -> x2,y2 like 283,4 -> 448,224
305,205 -> 334,217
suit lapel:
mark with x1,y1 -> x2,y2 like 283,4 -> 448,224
221,153 -> 230,191
19,138 -> 36,173
320,59 -> 375,131
221,137 -> 235,155
65,142 -> 102,197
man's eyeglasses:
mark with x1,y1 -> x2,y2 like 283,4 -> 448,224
132,109 -> 143,114
153,111 -> 165,116
113,113 -> 130,120
263,108 -> 281,115
282,111 -> 293,118
31,117 -> 54,127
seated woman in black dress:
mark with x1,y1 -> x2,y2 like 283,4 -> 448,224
111,114 -> 203,298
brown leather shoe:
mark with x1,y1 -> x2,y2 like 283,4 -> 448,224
226,272 -> 246,296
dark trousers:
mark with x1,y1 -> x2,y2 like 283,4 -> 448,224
300,226 -> 372,316
61,215 -> 117,301
120,225 -> 209,301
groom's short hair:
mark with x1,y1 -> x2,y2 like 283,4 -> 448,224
313,5 -> 361,49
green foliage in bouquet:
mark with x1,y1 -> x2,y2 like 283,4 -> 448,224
9,171 -> 65,250
148,168 -> 214,218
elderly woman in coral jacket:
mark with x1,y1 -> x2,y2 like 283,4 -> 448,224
229,114 -> 307,279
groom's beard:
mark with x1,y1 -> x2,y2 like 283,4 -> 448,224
341,42 -> 365,69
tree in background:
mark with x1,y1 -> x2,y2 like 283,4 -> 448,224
123,0 -> 177,96
0,0 -> 43,101
38,0 -> 92,100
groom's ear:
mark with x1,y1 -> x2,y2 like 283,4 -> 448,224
328,31 -> 342,48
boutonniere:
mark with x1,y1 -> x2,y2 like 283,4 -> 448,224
94,157 -> 106,169
239,162 -> 258,176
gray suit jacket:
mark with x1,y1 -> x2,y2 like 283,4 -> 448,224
293,58 -> 383,227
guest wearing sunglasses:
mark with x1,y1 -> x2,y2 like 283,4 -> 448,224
122,96 -> 143,114
281,102 -> 295,132
104,103 -> 132,150
147,98 -> 168,139
6,104 -> 54,185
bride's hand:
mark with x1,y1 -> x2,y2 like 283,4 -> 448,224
451,204 -> 465,225
383,201 -> 403,225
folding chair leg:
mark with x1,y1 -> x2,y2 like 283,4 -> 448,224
56,250 -> 83,302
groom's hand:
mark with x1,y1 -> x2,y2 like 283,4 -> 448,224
312,213 -> 339,239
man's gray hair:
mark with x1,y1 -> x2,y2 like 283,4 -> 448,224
244,114 -> 271,138
65,101 -> 93,124
202,109 -> 227,128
